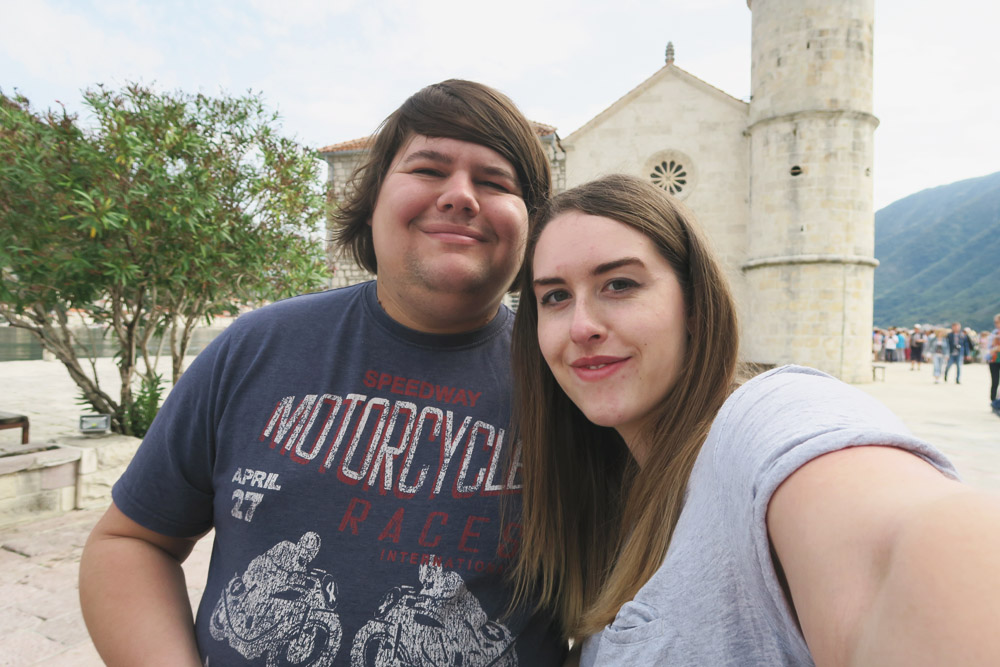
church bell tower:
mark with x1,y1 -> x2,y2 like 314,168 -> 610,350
745,0 -> 878,382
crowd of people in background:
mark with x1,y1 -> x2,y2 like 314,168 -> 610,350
874,315 -> 1000,418
874,323 -> 987,366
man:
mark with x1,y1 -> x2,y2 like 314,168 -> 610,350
943,321 -> 972,384
80,80 -> 563,666
986,314 -> 1000,417
909,324 -> 927,371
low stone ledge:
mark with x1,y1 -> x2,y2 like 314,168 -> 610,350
0,434 -> 141,526
56,434 -> 141,510
0,445 -> 79,476
0,447 -> 81,528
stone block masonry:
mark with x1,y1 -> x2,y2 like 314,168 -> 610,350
0,434 -> 140,529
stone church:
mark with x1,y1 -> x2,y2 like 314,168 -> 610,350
320,0 -> 877,384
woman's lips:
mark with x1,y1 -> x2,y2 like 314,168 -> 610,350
570,356 -> 628,380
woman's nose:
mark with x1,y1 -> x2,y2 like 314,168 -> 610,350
569,299 -> 606,344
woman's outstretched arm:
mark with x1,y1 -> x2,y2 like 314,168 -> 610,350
768,445 -> 1000,666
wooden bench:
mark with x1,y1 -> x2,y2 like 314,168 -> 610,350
0,411 -> 30,444
872,364 -> 886,382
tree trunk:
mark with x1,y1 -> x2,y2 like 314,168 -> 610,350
2,306 -> 122,431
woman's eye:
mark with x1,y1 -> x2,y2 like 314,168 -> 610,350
413,168 -> 443,176
607,278 -> 638,293
539,289 -> 569,306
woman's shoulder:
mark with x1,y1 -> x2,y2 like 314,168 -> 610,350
699,364 -> 956,502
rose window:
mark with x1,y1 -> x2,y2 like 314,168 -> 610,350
650,160 -> 687,195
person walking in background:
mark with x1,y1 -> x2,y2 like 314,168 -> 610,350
884,329 -> 897,362
966,327 -> 980,362
897,328 -> 909,362
909,325 -> 927,371
986,314 -> 1000,417
944,322 -> 972,384
931,328 -> 949,384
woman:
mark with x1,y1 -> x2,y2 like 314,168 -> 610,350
509,174 -> 1000,665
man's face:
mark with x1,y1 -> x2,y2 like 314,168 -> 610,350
369,134 -> 528,308
952,323 -> 961,333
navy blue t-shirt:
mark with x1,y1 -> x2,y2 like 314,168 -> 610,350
114,281 -> 564,666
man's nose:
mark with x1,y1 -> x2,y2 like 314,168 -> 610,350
437,173 -> 480,216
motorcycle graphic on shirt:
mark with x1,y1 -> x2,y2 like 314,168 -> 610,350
350,560 -> 517,667
209,532 -> 343,666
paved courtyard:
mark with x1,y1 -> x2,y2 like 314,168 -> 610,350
0,357 -> 997,664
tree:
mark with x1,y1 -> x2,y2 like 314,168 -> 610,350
0,84 -> 329,435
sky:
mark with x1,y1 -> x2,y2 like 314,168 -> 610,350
3,0 -> 999,210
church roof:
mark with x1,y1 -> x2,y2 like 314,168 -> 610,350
318,120 -> 558,155
565,62 -> 748,144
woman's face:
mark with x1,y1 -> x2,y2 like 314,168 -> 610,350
531,211 -> 688,458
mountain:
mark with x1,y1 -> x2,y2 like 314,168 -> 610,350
873,171 -> 1000,332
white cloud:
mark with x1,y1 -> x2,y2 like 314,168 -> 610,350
2,0 -> 997,207
2,0 -> 164,90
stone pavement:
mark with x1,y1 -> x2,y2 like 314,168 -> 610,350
0,358 -> 997,665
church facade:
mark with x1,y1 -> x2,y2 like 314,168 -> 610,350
320,0 -> 877,383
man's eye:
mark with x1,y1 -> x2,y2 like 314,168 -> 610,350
481,180 -> 510,192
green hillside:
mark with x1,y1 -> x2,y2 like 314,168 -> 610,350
874,171 -> 1000,331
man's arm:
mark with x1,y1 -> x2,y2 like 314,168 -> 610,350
767,445 -> 1000,666
79,502 -> 205,666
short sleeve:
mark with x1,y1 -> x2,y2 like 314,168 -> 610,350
111,327 -> 234,537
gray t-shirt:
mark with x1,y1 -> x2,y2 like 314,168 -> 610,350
580,365 -> 958,666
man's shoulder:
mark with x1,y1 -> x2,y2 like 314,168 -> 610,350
233,283 -> 370,329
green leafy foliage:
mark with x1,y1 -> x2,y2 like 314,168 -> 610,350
1,84 -> 330,434
126,371 -> 165,438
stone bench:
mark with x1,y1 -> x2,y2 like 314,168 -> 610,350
0,411 -> 29,444
872,364 -> 886,382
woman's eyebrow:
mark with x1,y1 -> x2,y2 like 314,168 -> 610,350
593,257 -> 643,275
533,276 -> 565,288
533,257 -> 645,288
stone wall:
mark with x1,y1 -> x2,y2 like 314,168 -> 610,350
563,66 -> 753,339
0,446 -> 79,528
0,434 -> 141,528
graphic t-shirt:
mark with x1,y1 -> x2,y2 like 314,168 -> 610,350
114,281 -> 563,667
